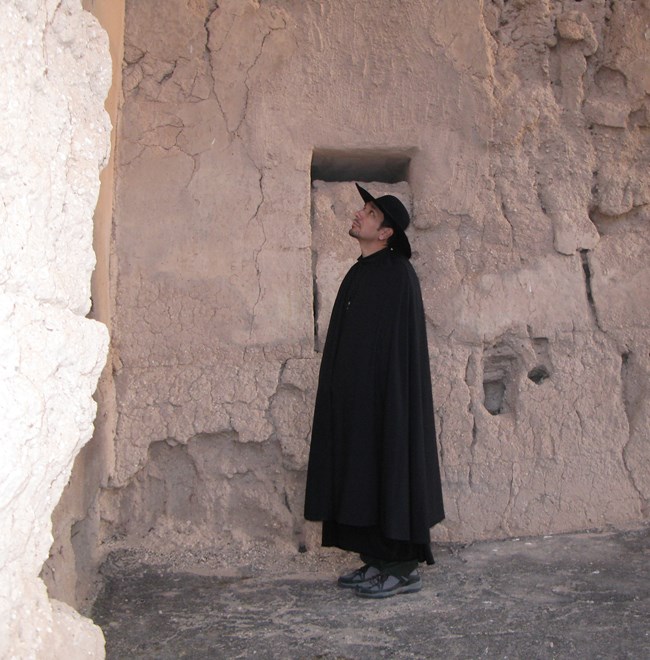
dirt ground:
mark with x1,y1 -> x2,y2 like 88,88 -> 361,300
91,525 -> 650,659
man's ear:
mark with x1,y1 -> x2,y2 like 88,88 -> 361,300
379,226 -> 394,241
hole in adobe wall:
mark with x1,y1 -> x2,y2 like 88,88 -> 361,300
311,148 -> 413,183
484,379 -> 507,415
482,342 -> 518,415
528,365 -> 550,384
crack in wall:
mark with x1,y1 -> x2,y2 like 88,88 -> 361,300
619,351 -> 646,506
247,170 -> 266,341
203,2 -> 220,55
579,249 -> 602,330
620,351 -> 633,430
206,5 -> 288,137
500,196 -> 516,250
231,24 -> 275,137
501,463 -> 520,535
468,417 -> 478,489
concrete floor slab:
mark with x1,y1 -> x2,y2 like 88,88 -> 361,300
92,526 -> 650,659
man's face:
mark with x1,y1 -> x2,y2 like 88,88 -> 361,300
349,201 -> 388,243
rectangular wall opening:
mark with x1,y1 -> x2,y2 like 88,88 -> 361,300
310,148 -> 415,350
311,147 -> 415,183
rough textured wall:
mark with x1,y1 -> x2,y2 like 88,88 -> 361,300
105,0 -> 649,558
0,0 -> 111,657
44,0 -> 125,614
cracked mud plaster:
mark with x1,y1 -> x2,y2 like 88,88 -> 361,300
103,357 -> 318,553
108,0 -> 650,558
452,330 -> 642,539
207,1 -> 288,135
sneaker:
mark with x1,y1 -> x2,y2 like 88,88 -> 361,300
337,564 -> 381,589
354,570 -> 422,599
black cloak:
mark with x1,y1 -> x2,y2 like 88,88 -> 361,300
304,247 -> 445,559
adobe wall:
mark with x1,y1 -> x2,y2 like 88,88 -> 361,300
0,0 -> 111,657
104,0 -> 649,560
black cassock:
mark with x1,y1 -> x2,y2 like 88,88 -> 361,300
304,247 -> 445,564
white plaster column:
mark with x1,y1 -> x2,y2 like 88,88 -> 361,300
0,0 -> 112,656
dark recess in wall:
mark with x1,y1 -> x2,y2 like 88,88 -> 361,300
311,148 -> 414,183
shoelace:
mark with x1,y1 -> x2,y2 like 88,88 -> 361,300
363,573 -> 396,589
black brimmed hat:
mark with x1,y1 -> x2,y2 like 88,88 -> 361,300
355,183 -> 412,259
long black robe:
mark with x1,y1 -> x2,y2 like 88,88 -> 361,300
304,248 -> 445,560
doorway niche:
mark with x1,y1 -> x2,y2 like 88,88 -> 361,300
309,148 -> 415,350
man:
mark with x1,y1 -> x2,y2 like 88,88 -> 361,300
304,183 -> 445,599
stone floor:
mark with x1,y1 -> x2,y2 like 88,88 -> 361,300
92,526 -> 650,659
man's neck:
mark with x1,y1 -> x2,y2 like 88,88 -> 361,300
358,241 -> 388,258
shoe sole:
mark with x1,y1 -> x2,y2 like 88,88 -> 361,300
355,580 -> 422,599
337,578 -> 374,589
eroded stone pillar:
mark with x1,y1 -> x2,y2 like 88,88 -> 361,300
0,0 -> 112,656
43,0 -> 125,615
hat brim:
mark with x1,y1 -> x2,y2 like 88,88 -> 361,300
355,184 -> 412,259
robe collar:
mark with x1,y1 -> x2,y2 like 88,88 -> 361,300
356,247 -> 392,263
